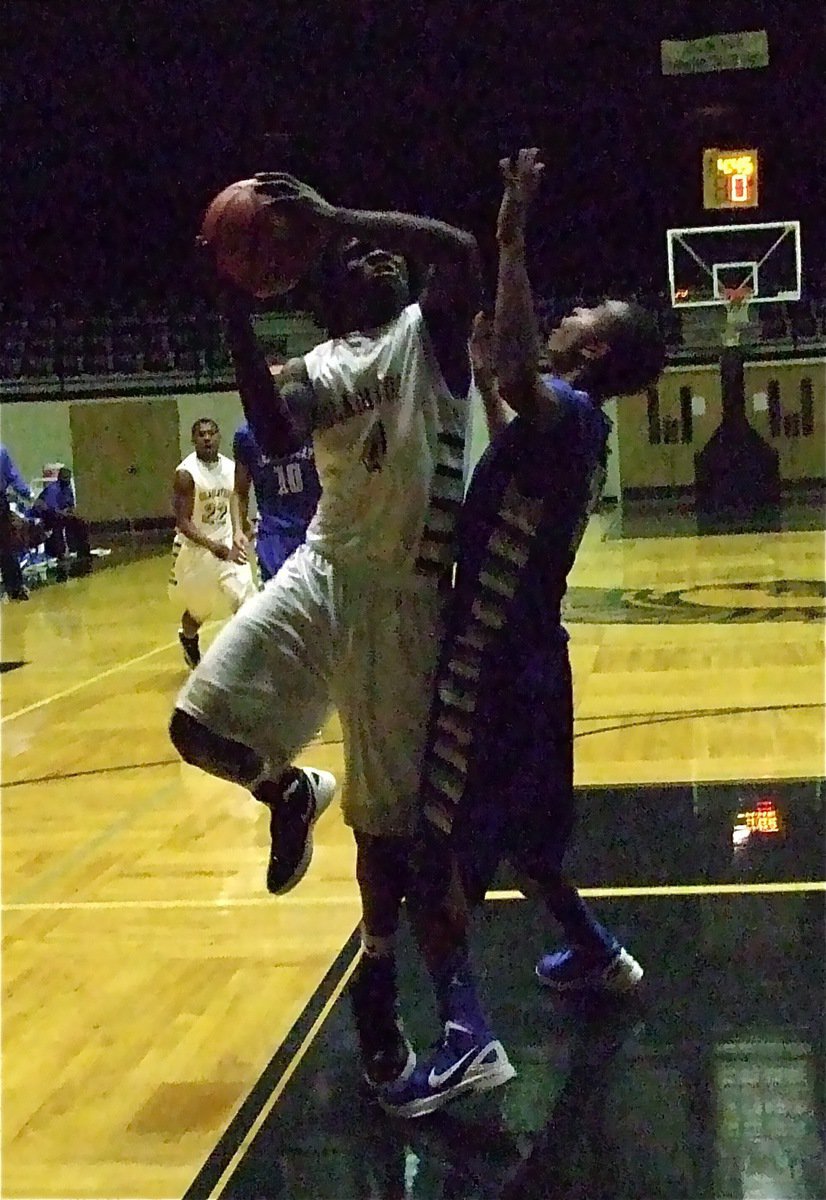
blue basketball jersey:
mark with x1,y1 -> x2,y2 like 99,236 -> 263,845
452,376 -> 610,660
422,378 -> 610,833
233,424 -> 321,539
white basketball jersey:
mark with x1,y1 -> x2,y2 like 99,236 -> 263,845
175,451 -> 235,548
302,303 -> 466,577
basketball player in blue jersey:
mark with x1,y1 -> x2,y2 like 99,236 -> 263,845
381,149 -> 666,1117
170,173 -> 479,1089
233,412 -> 321,583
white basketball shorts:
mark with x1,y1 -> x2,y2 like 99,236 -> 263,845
175,544 -> 444,838
169,541 -> 257,625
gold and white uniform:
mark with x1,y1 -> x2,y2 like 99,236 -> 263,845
176,304 -> 467,836
168,451 -> 256,623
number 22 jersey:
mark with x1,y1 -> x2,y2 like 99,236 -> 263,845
173,451 -> 235,553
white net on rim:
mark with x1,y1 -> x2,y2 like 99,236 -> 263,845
722,286 -> 753,347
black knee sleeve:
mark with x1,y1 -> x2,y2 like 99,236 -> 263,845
169,707 -> 264,787
407,819 -> 456,915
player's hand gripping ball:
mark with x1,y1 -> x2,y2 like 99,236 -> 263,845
200,178 -> 330,299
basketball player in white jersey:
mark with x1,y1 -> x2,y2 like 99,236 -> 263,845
169,417 -> 258,668
171,173 -> 480,1088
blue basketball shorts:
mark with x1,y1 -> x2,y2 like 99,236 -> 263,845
451,651 -> 576,904
256,529 -> 305,583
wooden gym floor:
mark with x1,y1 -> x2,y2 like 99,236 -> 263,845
1,509 -> 824,1199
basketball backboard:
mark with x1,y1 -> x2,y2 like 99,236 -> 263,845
666,220 -> 801,308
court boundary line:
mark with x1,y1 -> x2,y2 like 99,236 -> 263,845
180,875 -> 826,1197
0,758 -> 181,788
492,880 -> 826,899
1,602 -> 234,724
2,700 -> 820,789
576,699 -> 825,740
183,930 -> 362,1200
0,737 -> 340,789
0,638 -> 179,723
3,777 -> 187,908
4,880 -> 824,914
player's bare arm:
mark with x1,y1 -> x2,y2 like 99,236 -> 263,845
197,237 -> 313,458
494,149 -> 562,428
228,491 -> 249,563
254,172 -> 480,396
172,468 -> 232,560
469,310 -> 514,440
222,313 -> 315,457
233,458 -> 254,538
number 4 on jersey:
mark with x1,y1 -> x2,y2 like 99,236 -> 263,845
361,419 -> 388,474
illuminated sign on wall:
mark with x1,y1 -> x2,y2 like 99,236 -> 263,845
738,800 -> 782,833
732,797 -> 784,847
703,149 -> 760,209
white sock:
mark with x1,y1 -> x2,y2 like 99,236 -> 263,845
360,927 -> 396,959
247,758 -> 279,793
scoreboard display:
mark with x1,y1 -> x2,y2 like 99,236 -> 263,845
702,149 -> 759,209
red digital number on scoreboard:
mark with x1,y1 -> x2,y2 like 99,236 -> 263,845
703,149 -> 759,209
736,798 -> 783,835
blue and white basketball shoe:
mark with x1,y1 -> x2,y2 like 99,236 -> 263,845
379,1019 -> 516,1118
536,945 -> 643,992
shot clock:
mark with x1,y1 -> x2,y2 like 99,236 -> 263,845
703,149 -> 759,209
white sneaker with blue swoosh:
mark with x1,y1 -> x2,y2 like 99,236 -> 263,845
378,1019 -> 516,1118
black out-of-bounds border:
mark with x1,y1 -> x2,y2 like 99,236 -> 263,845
182,926 -> 361,1200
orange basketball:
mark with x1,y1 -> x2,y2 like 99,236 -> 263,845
200,179 -> 328,298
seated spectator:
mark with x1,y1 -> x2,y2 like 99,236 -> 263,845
33,467 -> 92,566
0,443 -> 33,600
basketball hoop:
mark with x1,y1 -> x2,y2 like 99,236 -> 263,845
721,285 -> 753,346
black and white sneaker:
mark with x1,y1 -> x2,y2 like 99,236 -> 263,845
265,768 -> 337,894
349,955 -> 416,1091
178,631 -> 200,669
